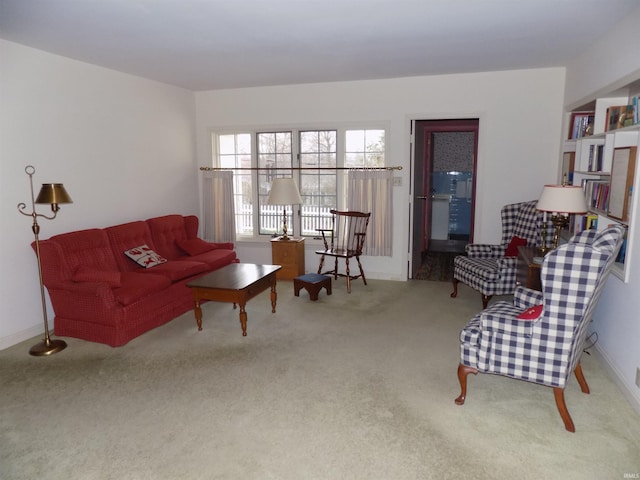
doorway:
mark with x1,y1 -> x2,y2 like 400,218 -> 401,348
411,119 -> 478,279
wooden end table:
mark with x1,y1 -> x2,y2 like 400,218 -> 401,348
271,237 -> 305,280
517,245 -> 543,291
186,263 -> 281,336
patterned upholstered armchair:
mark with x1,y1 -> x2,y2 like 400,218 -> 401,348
454,225 -> 625,432
450,200 -> 552,309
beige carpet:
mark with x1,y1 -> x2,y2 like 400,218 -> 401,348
1,279 -> 639,480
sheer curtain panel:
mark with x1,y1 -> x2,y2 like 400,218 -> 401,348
202,170 -> 236,243
347,170 -> 393,256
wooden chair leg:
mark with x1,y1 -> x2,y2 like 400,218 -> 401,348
345,257 -> 351,293
574,362 -> 590,394
481,294 -> 492,309
450,278 -> 459,298
553,387 -> 576,432
455,363 -> 478,405
356,256 -> 367,285
317,255 -> 325,275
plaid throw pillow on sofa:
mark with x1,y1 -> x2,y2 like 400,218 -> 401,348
124,244 -> 167,268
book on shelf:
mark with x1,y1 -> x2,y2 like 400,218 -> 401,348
569,111 -> 595,139
612,224 -> 628,264
616,237 -> 627,264
573,213 -> 599,234
583,214 -> 598,230
587,144 -> 604,172
581,178 -> 609,211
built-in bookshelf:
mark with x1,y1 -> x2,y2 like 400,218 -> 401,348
562,90 -> 640,282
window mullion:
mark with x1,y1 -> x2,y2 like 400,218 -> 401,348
292,130 -> 301,237
251,134 -> 260,238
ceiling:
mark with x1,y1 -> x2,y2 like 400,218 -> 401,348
1,0 -> 638,91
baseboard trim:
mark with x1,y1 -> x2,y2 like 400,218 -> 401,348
594,344 -> 640,416
0,325 -> 42,352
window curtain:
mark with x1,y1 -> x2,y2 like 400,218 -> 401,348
347,170 -> 393,256
202,170 -> 236,243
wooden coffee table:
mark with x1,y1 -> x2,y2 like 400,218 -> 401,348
186,263 -> 281,336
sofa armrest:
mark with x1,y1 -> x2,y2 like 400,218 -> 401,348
45,281 -> 120,323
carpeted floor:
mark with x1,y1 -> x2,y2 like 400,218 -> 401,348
414,251 -> 459,281
1,279 -> 639,479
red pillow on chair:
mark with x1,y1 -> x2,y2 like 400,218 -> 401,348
517,304 -> 543,320
505,236 -> 527,256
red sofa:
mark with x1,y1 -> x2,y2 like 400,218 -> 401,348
36,214 -> 238,347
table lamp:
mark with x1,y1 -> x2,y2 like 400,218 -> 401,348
267,177 -> 302,240
536,184 -> 587,252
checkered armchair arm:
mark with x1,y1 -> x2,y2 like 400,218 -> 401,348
479,301 -> 538,337
513,285 -> 543,309
465,243 -> 505,258
495,256 -> 518,269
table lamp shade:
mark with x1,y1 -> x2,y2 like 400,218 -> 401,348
267,178 -> 302,205
536,185 -> 587,214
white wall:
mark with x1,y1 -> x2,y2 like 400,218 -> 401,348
0,40 -> 198,349
564,7 -> 640,413
564,8 -> 640,109
195,68 -> 566,280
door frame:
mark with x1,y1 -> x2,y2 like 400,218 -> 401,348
408,118 -> 479,279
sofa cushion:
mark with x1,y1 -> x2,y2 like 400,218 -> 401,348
178,238 -> 233,256
45,229 -> 120,280
141,260 -> 209,282
146,215 -> 190,260
113,272 -> 172,306
72,266 -> 122,287
188,249 -> 238,270
124,244 -> 167,268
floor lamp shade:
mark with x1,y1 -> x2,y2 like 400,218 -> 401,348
35,183 -> 73,210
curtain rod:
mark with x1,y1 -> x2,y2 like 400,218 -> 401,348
200,166 -> 402,171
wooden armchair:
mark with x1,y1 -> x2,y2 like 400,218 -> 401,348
316,210 -> 370,293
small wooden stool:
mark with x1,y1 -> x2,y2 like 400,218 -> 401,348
293,273 -> 332,301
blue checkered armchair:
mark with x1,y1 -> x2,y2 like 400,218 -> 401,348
450,200 -> 551,309
454,225 -> 625,432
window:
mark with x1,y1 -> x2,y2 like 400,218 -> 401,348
299,130 -> 337,234
257,131 -> 293,236
212,127 -> 385,239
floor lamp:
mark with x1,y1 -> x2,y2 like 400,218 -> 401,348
17,165 -> 73,356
